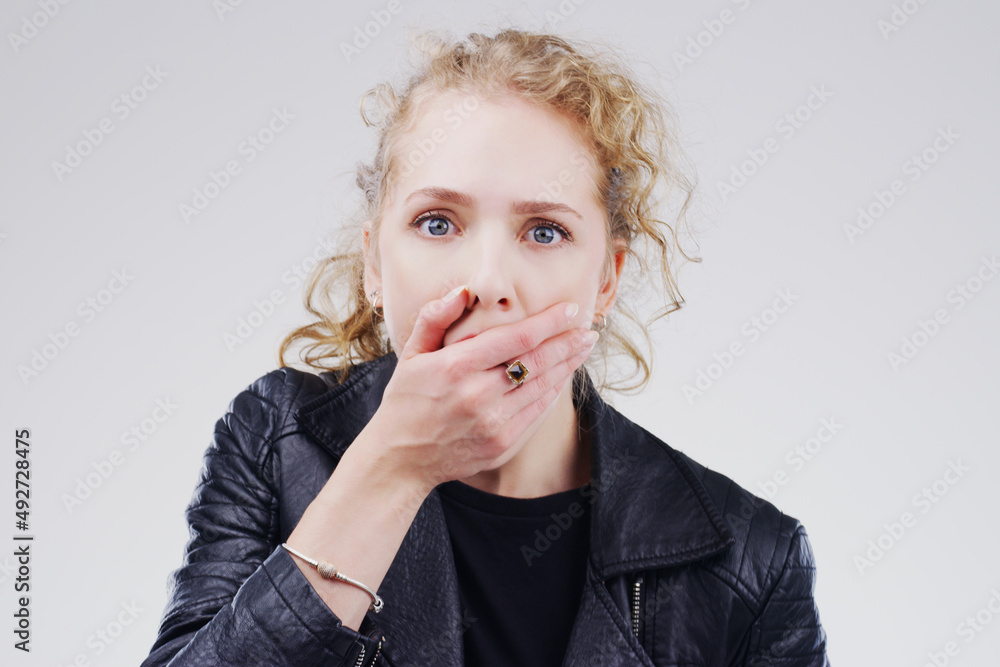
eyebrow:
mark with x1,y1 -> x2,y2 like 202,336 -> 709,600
404,186 -> 583,220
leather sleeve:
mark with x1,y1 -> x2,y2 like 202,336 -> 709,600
745,524 -> 830,666
140,371 -> 383,666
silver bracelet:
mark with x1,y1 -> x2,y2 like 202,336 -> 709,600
281,542 -> 384,613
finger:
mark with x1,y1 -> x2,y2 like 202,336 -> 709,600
497,344 -> 593,443
460,301 -> 581,370
498,327 -> 598,395
400,285 -> 469,359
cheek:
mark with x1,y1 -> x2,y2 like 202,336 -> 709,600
381,290 -> 420,352
380,259 -> 452,351
545,252 -> 605,294
378,242 -> 420,344
517,268 -> 600,323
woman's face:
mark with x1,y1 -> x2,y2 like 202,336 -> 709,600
365,90 -> 624,353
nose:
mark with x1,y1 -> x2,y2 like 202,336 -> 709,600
464,228 -> 515,311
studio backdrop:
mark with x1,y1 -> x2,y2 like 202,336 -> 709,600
2,1 -> 998,665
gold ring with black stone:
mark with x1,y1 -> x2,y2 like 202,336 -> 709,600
505,360 -> 529,387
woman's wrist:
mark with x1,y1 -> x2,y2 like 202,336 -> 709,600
344,411 -> 441,496
312,418 -> 436,536
285,424 -> 433,630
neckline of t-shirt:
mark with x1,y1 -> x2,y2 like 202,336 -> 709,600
437,479 -> 593,518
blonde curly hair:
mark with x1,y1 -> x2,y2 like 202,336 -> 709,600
278,27 -> 701,394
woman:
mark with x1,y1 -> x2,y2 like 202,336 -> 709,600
143,28 -> 829,666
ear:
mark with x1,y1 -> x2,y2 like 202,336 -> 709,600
362,219 -> 382,297
596,237 -> 628,316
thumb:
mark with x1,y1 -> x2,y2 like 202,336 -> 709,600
400,285 -> 468,359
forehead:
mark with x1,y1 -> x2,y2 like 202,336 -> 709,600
390,89 -> 604,210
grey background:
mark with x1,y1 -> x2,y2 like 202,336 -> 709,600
2,0 -> 998,664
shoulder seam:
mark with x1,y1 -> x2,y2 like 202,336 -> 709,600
756,519 -> 806,616
243,367 -> 310,470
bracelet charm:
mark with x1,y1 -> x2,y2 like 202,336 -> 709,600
281,542 -> 384,613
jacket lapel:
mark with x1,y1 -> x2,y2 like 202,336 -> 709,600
560,376 -> 735,664
577,375 -> 734,579
293,355 -> 734,665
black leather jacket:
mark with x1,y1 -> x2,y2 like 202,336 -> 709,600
142,353 -> 829,666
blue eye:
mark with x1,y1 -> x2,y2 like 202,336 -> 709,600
415,214 -> 453,236
531,224 -> 564,244
411,212 -> 570,245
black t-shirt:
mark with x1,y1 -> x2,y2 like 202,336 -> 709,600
437,478 -> 593,666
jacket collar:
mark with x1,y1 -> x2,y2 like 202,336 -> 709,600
292,353 -> 734,580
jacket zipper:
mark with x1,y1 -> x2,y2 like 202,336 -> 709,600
354,637 -> 383,667
631,574 -> 643,640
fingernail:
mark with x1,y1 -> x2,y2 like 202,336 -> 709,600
443,285 -> 466,303
565,303 -> 579,320
581,330 -> 600,347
